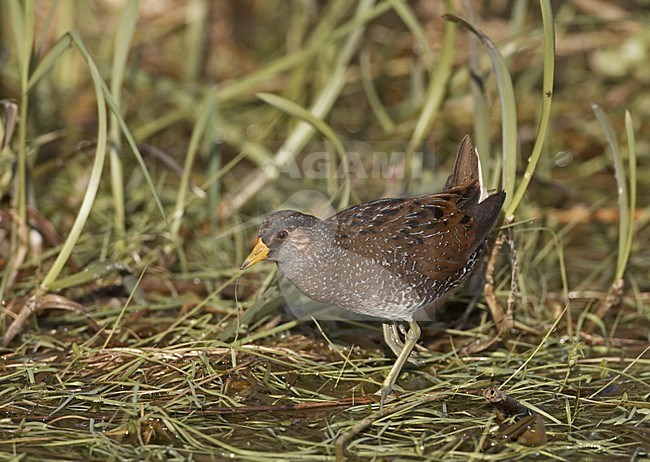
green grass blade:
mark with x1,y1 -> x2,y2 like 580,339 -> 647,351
109,0 -> 140,243
622,111 -> 637,279
27,13 -> 165,229
216,1 -> 389,104
30,31 -> 168,225
386,0 -> 434,67
257,92 -> 350,208
184,0 -> 207,83
170,88 -> 218,242
26,34 -> 74,91
407,0 -> 456,176
101,81 -> 168,225
591,104 -> 629,281
359,49 -> 395,134
466,3 -> 490,177
205,101 -> 221,232
506,0 -> 555,216
10,0 -> 34,223
40,32 -> 109,290
223,0 -> 375,214
444,13 -> 518,212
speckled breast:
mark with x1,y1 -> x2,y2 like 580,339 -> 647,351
279,242 -> 483,321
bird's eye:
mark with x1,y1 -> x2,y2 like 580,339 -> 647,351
276,230 -> 288,239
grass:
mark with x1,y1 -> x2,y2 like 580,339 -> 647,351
0,1 -> 648,460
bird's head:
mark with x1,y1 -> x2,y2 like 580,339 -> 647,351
241,210 -> 322,269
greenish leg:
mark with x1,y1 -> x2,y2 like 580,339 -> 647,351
382,322 -> 423,366
382,323 -> 404,357
379,321 -> 421,406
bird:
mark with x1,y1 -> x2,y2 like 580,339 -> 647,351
241,135 -> 506,404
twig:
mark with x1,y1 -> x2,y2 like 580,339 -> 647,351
461,216 -> 514,354
583,278 -> 624,335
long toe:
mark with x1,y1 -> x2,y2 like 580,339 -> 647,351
383,322 -> 424,366
406,349 -> 424,366
382,323 -> 406,357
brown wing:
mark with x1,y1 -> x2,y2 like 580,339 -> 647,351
325,180 -> 503,281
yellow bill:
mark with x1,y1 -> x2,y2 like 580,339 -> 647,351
241,237 -> 269,269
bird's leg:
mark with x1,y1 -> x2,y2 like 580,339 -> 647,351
382,322 -> 423,366
382,323 -> 404,357
378,321 -> 422,406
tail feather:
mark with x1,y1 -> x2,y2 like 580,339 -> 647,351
470,190 -> 506,242
444,135 -> 488,202
445,135 -> 506,248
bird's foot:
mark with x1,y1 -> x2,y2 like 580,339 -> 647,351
382,322 -> 424,366
377,321 -> 423,406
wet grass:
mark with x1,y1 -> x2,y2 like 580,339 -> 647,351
0,1 -> 649,460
